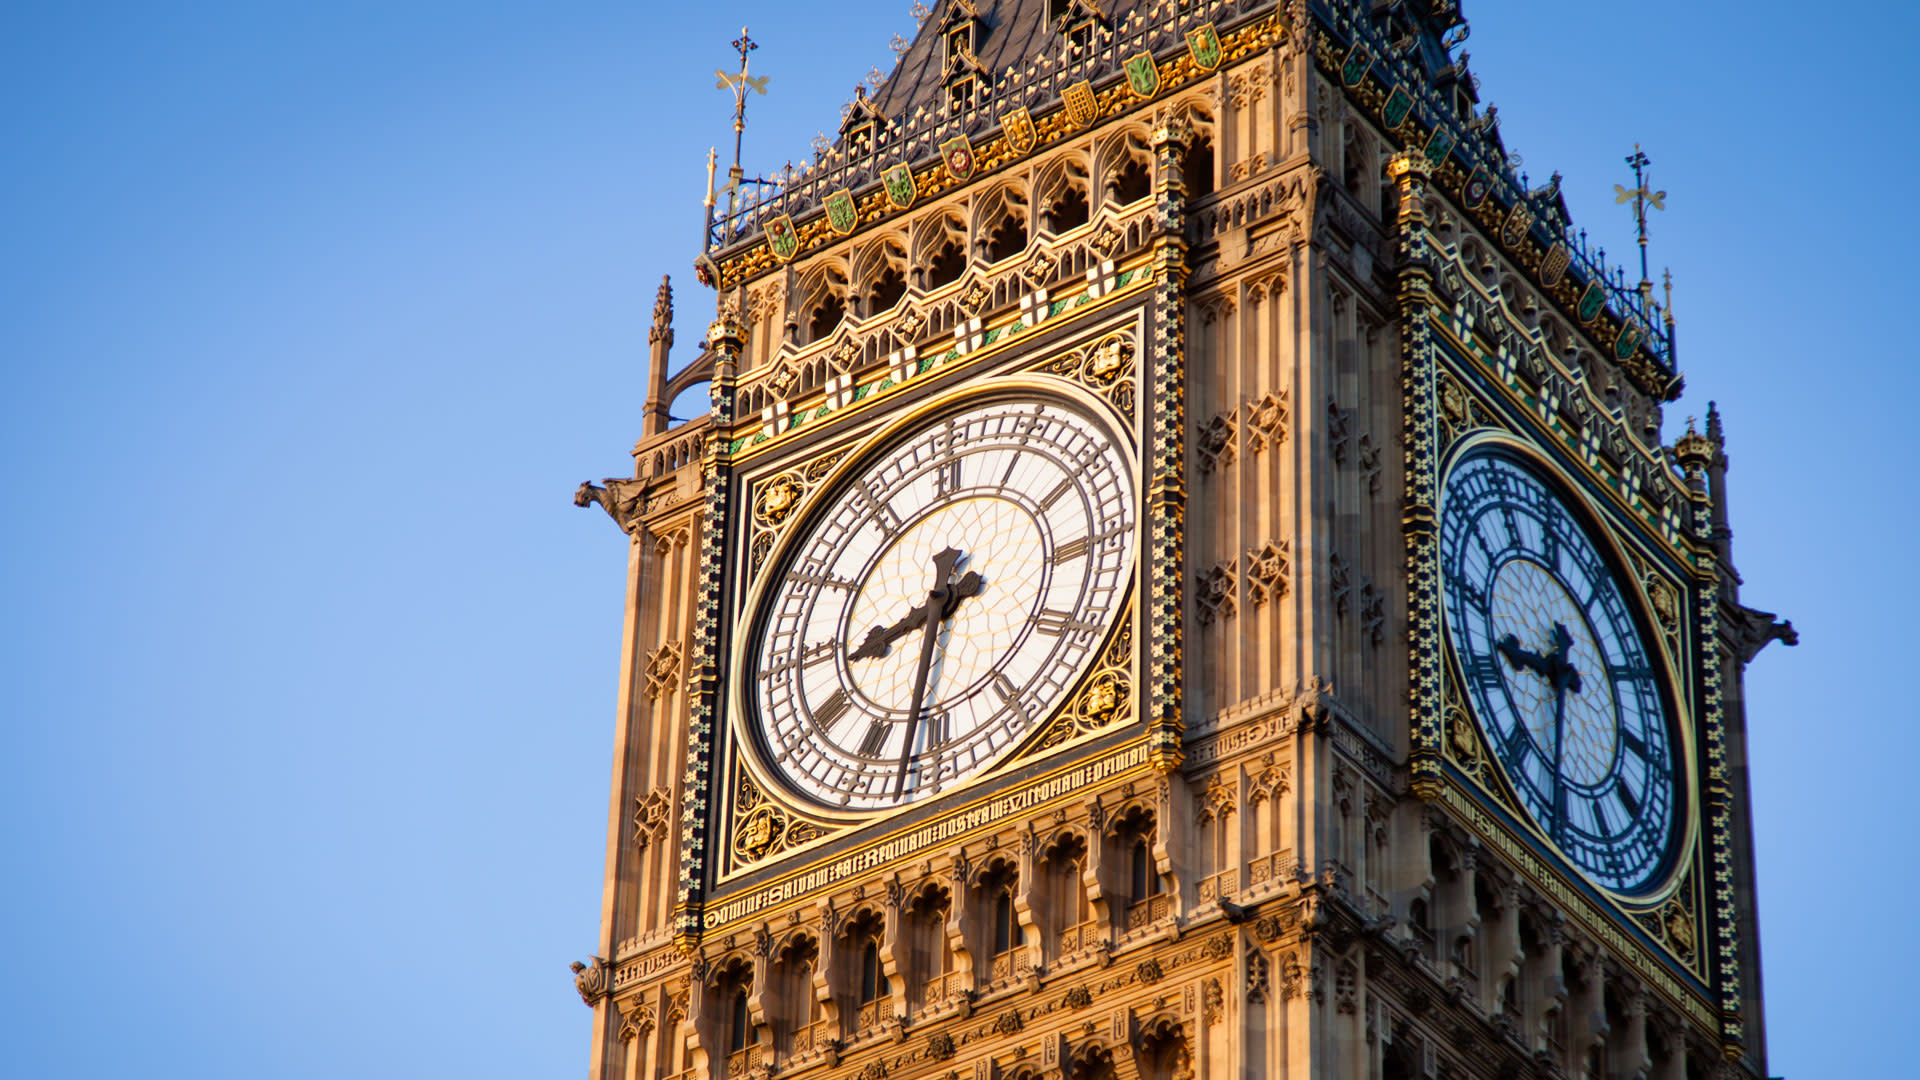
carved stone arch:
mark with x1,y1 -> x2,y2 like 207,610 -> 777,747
1458,235 -> 1488,280
973,180 -> 1033,265
796,259 -> 852,345
775,928 -> 821,967
1067,1038 -> 1120,1080
1094,124 -> 1153,207
1041,824 -> 1093,861
1103,798 -> 1157,841
970,851 -> 1020,892
708,951 -> 754,989
918,211 -> 972,293
853,231 -> 910,317
906,877 -> 953,915
660,349 -> 715,419
1340,121 -> 1375,203
1135,1014 -> 1192,1080
1036,151 -> 1093,235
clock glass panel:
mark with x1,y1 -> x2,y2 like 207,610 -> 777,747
1440,448 -> 1680,894
748,395 -> 1134,811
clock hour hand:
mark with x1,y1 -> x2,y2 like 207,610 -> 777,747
849,606 -> 928,661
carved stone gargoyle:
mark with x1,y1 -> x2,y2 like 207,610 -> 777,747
571,956 -> 610,1005
574,478 -> 649,535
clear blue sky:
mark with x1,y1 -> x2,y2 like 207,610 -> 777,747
2,2 -> 1908,1076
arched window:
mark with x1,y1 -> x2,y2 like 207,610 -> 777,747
1110,155 -> 1150,205
991,885 -> 1016,954
868,264 -> 906,313
1129,837 -> 1159,901
1183,133 -> 1215,199
727,985 -> 751,1053
807,293 -> 845,343
926,239 -> 966,289
1047,184 -> 1089,233
858,940 -> 889,1004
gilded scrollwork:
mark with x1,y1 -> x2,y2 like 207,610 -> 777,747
747,449 -> 851,580
730,775 -> 833,868
1043,330 -> 1137,421
1037,610 -> 1135,749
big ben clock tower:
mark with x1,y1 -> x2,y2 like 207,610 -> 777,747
573,4 -> 1791,1080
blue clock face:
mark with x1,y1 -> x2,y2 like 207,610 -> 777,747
1440,449 -> 1679,894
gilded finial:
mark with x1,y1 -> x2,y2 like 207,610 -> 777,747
1615,144 -> 1666,296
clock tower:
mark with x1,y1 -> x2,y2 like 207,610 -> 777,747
573,4 -> 1790,1080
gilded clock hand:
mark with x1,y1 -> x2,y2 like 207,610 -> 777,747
893,548 -> 984,797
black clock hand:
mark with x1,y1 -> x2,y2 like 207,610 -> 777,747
894,548 -> 985,798
1496,633 -> 1553,679
848,571 -> 988,662
849,607 -> 928,661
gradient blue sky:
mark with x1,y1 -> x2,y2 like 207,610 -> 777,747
3,2 -> 1908,1076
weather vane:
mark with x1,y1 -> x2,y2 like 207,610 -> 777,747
706,28 -> 773,245
1614,144 -> 1665,302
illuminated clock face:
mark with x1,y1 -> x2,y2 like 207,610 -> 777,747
1440,448 -> 1680,894
748,395 -> 1135,811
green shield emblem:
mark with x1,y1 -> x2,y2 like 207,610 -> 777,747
883,163 -> 916,209
1614,322 -> 1645,362
1424,125 -> 1455,166
1124,52 -> 1160,99
1578,281 -> 1607,323
1382,86 -> 1412,128
1342,45 -> 1372,87
766,215 -> 799,262
1187,23 -> 1222,72
824,189 -> 856,235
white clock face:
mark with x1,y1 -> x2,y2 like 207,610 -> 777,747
748,396 -> 1135,810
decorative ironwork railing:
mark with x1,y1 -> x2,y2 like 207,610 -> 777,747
705,0 -> 1266,254
1314,0 -> 1674,372
704,0 -> 1672,375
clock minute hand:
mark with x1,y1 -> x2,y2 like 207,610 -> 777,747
894,548 -> 971,798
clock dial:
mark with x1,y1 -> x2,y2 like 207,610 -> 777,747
749,395 -> 1135,811
1440,448 -> 1679,894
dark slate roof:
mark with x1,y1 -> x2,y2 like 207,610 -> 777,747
864,0 -> 1154,130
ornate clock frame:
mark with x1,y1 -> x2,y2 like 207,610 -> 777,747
1390,152 -> 1739,1047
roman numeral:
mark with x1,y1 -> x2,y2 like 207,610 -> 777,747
858,483 -> 903,537
1051,536 -> 1090,564
936,457 -> 963,495
790,570 -> 858,591
1620,730 -> 1648,761
1616,784 -> 1641,819
813,688 -> 851,729
1040,476 -> 1075,511
1465,654 -> 1505,689
857,720 -> 888,757
990,671 -> 1019,701
1035,607 -> 1102,635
